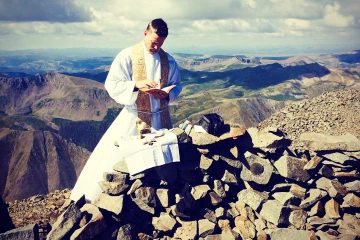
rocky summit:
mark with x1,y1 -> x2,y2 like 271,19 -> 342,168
2,89 -> 360,240
259,89 -> 360,151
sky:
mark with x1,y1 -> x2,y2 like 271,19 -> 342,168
0,0 -> 360,54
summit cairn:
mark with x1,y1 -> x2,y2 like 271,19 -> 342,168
5,89 -> 360,240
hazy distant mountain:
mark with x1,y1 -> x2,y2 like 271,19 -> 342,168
178,97 -> 286,128
0,72 -> 118,121
0,73 -> 122,201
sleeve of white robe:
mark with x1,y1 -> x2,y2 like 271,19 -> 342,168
104,47 -> 139,105
167,53 -> 182,103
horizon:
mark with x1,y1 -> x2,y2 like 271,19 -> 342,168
0,46 -> 359,57
0,0 -> 360,54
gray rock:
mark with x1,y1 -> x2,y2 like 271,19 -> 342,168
70,204 -> 107,240
316,177 -> 347,199
240,152 -> 273,185
209,192 -> 222,206
300,189 -> 328,208
113,160 -> 129,174
272,192 -> 300,206
341,193 -> 360,208
47,196 -> 85,240
219,155 -> 242,169
247,127 -> 290,148
200,154 -> 213,170
152,212 -> 176,232
99,181 -> 129,195
191,185 -> 211,200
318,165 -> 334,178
271,183 -> 294,192
0,224 -> 38,240
215,207 -> 225,218
213,180 -> 226,198
315,230 -> 335,240
344,180 -> 360,192
127,179 -> 143,195
189,131 -> 219,146
198,219 -> 216,238
338,214 -> 360,236
203,208 -> 217,223
289,209 -> 307,229
307,216 -> 336,226
116,224 -> 137,240
321,152 -> 355,165
156,189 -> 170,208
290,184 -> 306,199
237,189 -> 268,211
274,156 -> 310,182
255,219 -> 266,232
134,187 -> 156,206
93,194 -> 124,215
221,229 -> 240,240
259,200 -> 289,226
271,229 -> 316,240
324,198 -> 340,219
226,202 -> 240,219
204,234 -> 222,240
221,170 -> 239,185
335,234 -> 360,240
103,172 -> 128,183
133,187 -> 156,214
303,156 -> 323,170
129,172 -> 145,180
173,219 -> 197,240
300,132 -> 360,151
321,160 -> 352,168
234,215 -> 256,239
308,201 -> 324,217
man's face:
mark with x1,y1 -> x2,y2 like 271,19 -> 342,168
144,30 -> 166,54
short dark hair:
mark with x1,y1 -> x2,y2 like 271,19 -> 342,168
146,18 -> 168,38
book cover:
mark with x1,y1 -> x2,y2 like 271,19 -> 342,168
145,85 -> 176,95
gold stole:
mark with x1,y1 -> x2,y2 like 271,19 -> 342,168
132,42 -> 172,129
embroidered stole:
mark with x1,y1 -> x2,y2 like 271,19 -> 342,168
132,42 -> 172,129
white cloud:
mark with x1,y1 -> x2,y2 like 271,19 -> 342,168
0,0 -> 93,22
281,18 -> 312,30
323,2 -> 355,27
0,0 -> 360,52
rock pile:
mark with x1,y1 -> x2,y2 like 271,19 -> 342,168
40,124 -> 360,240
5,189 -> 71,239
259,89 -> 360,151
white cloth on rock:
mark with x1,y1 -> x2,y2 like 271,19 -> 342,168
121,130 -> 180,175
70,43 -> 182,203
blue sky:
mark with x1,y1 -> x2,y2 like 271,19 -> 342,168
0,0 -> 359,54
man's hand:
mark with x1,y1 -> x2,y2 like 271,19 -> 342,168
136,79 -> 158,91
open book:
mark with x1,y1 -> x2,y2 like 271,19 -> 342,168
145,85 -> 176,95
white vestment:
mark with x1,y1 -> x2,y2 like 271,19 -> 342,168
70,42 -> 182,202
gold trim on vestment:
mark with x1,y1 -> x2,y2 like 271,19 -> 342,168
132,42 -> 172,129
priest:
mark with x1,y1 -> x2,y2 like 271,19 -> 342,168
70,18 -> 182,202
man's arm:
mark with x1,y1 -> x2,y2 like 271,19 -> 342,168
167,54 -> 182,103
104,48 -> 139,106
